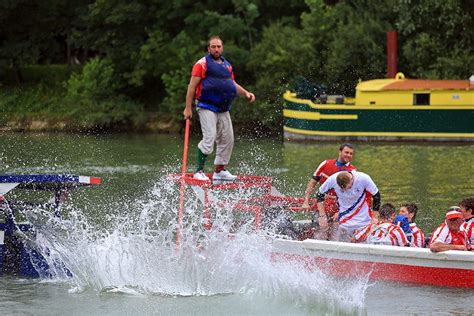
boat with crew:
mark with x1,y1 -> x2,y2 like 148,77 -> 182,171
283,73 -> 474,142
6,171 -> 471,288
0,174 -> 101,277
172,172 -> 474,289
271,238 -> 474,289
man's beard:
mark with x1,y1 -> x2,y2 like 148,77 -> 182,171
211,52 -> 221,60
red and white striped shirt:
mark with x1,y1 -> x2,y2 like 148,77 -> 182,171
461,218 -> 474,250
430,222 -> 465,246
354,222 -> 409,246
410,223 -> 425,248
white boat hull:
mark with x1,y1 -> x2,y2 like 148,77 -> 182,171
271,239 -> 474,288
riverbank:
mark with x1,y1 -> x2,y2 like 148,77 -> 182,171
0,112 -> 277,136
0,95 -> 278,135
0,113 -> 181,133
0,65 -> 280,136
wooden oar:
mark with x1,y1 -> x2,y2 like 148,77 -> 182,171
176,119 -> 190,249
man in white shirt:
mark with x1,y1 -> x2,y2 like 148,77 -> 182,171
316,171 -> 381,242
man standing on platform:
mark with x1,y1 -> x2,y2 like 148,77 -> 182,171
302,144 -> 356,240
184,36 -> 255,182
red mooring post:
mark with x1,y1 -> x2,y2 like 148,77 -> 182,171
176,119 -> 190,249
387,31 -> 397,78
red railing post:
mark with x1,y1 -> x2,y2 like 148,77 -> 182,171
176,119 -> 190,248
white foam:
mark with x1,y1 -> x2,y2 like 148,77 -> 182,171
22,169 -> 369,311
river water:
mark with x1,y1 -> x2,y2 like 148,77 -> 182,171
0,132 -> 473,315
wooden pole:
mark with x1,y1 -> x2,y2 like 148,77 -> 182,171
387,31 -> 397,78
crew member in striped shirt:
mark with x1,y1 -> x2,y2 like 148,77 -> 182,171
352,203 -> 409,246
316,170 -> 381,242
459,197 -> 474,251
398,203 -> 425,247
429,207 -> 467,253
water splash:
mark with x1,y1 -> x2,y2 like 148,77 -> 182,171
22,170 -> 369,312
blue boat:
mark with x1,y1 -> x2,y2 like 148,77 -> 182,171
0,174 -> 100,277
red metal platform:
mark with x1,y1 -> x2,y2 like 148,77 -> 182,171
169,172 -> 317,231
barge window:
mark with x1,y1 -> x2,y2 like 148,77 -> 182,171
413,93 -> 430,105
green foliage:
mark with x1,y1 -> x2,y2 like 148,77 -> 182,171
291,75 -> 324,99
0,81 -> 145,130
301,0 -> 394,94
0,65 -> 79,86
65,57 -> 120,101
321,11 -> 388,94
1,0 -> 473,133
0,0 -> 90,71
159,32 -> 202,118
126,30 -> 173,87
64,97 -> 146,130
232,95 -> 281,136
0,84 -> 66,122
61,56 -> 145,129
245,21 -> 316,133
395,0 -> 474,79
249,22 -> 315,95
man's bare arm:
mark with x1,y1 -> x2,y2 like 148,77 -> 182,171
184,76 -> 202,119
302,178 -> 317,208
316,192 -> 328,229
234,82 -> 255,102
430,242 -> 466,253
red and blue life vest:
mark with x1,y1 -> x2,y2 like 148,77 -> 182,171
197,54 -> 237,112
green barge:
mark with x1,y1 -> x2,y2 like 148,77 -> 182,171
283,73 -> 474,142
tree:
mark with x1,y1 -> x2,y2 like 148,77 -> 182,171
0,0 -> 53,82
395,0 -> 474,79
245,22 -> 315,133
0,0 -> 90,83
301,0 -> 395,94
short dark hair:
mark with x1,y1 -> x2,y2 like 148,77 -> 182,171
459,197 -> 474,215
208,36 -> 223,47
401,203 -> 418,221
379,203 -> 396,220
339,143 -> 354,151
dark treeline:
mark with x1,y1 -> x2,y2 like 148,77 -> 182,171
0,0 -> 472,133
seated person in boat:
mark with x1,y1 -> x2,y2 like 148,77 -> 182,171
459,197 -> 474,251
352,203 -> 409,246
396,203 -> 425,247
316,170 -> 381,242
393,215 -> 413,244
429,207 -> 467,253
302,143 -> 356,240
